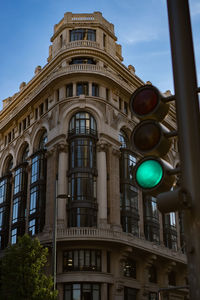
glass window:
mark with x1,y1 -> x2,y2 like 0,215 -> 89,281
70,29 -> 96,41
11,228 -> 17,245
63,250 -> 101,272
123,259 -> 136,278
31,156 -> 39,183
29,187 -> 37,215
14,168 -> 23,195
168,271 -> 176,286
124,287 -> 138,300
76,82 -> 89,96
119,130 -> 128,148
12,198 -> 20,223
70,57 -> 96,65
149,266 -> 157,283
0,179 -> 7,204
66,83 -> 73,98
69,112 -> 97,136
28,219 -> 36,236
39,132 -> 47,150
143,195 -> 160,243
64,283 -> 100,300
92,83 -> 99,97
124,102 -> 128,114
149,292 -> 158,300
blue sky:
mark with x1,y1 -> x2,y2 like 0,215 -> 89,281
0,0 -> 200,107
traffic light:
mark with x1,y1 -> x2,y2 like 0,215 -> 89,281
130,84 -> 175,196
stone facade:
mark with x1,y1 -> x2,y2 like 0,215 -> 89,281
0,12 -> 188,300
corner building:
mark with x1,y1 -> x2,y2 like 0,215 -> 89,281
0,12 -> 188,300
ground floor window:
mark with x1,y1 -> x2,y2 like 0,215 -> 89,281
124,287 -> 138,300
64,283 -> 100,300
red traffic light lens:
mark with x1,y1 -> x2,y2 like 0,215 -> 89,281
131,87 -> 159,116
133,121 -> 161,152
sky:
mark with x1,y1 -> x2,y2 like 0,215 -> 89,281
0,0 -> 200,108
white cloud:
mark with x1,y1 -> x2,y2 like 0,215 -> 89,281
122,27 -> 159,45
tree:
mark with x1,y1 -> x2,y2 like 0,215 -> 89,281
0,234 -> 58,300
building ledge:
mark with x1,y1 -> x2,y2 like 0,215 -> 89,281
40,227 -> 187,264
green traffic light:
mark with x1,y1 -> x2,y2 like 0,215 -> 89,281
136,159 -> 163,189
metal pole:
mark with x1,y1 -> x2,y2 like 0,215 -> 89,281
167,1 -> 200,299
52,175 -> 58,291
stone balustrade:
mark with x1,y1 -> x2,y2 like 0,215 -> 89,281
41,227 -> 187,264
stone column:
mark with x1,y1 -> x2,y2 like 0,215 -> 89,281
89,82 -> 92,96
73,82 -> 76,97
57,144 -> 68,229
108,146 -> 121,231
97,141 -> 108,227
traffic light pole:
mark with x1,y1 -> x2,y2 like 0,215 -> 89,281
167,0 -> 200,299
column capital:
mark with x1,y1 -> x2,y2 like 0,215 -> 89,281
97,140 -> 109,152
57,142 -> 68,153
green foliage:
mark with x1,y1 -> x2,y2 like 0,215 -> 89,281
0,234 -> 58,300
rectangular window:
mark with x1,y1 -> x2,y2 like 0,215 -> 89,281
11,228 -> 17,245
12,129 -> 15,140
19,123 -> 22,134
77,82 -> 88,96
14,168 -> 23,195
92,83 -> 99,97
35,108 -> 38,120
28,219 -> 36,236
56,89 -> 60,101
29,187 -> 37,215
12,198 -> 19,224
103,33 -> 106,47
63,249 -> 101,272
31,156 -> 40,183
70,29 -> 96,42
45,98 -> 48,111
124,102 -> 128,114
23,119 -> 26,130
106,88 -> 109,100
119,98 -> 122,110
123,259 -> 136,278
0,179 -> 7,204
66,83 -> 73,98
39,103 -> 44,116
27,115 -> 30,127
8,132 -> 11,143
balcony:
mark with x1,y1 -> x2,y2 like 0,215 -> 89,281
40,227 -> 187,264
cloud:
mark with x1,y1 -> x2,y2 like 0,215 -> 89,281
122,27 -> 159,45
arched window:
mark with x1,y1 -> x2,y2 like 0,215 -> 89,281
0,156 -> 13,249
11,145 -> 29,244
119,130 -> 139,236
68,112 -> 98,227
28,131 -> 47,236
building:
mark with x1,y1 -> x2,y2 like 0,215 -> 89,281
0,12 -> 188,300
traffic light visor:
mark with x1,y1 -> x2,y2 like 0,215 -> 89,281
135,159 -> 163,189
